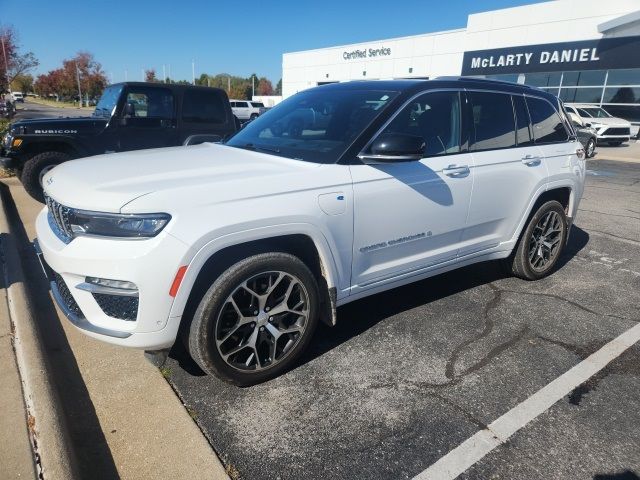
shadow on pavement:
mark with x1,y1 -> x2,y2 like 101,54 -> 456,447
0,182 -> 120,479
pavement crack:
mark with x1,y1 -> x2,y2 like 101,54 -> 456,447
427,392 -> 488,430
445,283 -> 502,380
579,209 -> 640,221
585,228 -> 640,246
461,326 -> 530,377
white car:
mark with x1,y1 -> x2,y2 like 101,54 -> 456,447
565,104 -> 632,146
230,99 -> 264,121
10,91 -> 24,103
35,79 -> 585,386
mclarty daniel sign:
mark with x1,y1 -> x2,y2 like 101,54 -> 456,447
343,46 -> 391,60
461,36 -> 640,75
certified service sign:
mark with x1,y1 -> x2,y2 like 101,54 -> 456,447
461,36 -> 640,75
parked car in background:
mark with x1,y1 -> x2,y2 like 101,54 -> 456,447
0,82 -> 237,202
569,118 -> 597,158
10,92 -> 24,103
230,100 -> 263,120
565,104 -> 631,146
0,99 -> 15,119
35,78 -> 585,386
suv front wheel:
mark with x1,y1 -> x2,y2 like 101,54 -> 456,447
507,200 -> 568,280
188,252 -> 320,386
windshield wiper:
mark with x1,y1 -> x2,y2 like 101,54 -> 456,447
240,143 -> 281,154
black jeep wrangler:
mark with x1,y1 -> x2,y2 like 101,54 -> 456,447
0,82 -> 238,202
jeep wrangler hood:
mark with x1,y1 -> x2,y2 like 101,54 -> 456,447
42,143 -> 320,212
13,116 -> 108,135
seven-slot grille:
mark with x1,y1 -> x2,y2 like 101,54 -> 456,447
45,194 -> 73,242
604,127 -> 630,136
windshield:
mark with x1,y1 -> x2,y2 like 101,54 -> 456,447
226,89 -> 398,163
580,107 -> 611,118
93,85 -> 124,118
251,102 -> 264,108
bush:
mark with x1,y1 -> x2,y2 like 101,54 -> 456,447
0,118 -> 16,178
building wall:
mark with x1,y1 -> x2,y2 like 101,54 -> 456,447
282,0 -> 640,98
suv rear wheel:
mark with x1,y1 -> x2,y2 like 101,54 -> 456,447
188,252 -> 320,386
506,200 -> 568,280
21,151 -> 70,203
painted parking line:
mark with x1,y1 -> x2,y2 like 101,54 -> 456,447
413,321 -> 640,480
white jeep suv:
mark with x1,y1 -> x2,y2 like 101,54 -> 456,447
230,99 -> 263,121
36,78 -> 585,386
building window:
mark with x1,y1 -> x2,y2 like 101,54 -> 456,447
559,87 -> 603,104
523,72 -> 562,87
606,69 -> 640,86
561,70 -> 606,86
603,87 -> 640,104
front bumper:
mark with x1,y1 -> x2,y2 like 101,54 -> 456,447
35,207 -> 190,349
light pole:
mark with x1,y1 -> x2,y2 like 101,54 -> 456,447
192,59 -> 195,85
163,64 -> 166,83
75,63 -> 82,107
251,74 -> 255,99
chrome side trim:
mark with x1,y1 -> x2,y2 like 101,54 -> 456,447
76,282 -> 139,297
50,281 -> 132,339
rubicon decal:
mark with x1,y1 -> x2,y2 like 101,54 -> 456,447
34,129 -> 78,134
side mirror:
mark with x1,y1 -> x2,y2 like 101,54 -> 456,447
123,102 -> 135,118
359,133 -> 426,163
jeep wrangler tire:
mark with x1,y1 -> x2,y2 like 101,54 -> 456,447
21,151 -> 70,203
188,252 -> 320,386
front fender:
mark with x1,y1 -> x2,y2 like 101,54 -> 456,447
167,222 -> 343,319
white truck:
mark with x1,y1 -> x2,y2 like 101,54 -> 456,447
35,78 -> 585,386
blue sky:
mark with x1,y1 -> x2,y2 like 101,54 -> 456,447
3,0 -> 545,85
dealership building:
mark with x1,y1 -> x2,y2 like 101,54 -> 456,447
282,0 -> 640,128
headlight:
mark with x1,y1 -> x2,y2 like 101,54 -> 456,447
68,210 -> 171,238
3,133 -> 12,148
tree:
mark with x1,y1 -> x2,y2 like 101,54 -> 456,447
11,73 -> 33,93
0,25 -> 39,92
34,51 -> 107,101
256,77 -> 274,96
275,79 -> 282,95
145,69 -> 158,83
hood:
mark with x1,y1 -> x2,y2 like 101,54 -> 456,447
585,116 -> 630,127
42,143 -> 321,212
12,116 -> 108,135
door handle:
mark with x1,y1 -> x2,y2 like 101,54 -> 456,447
442,165 -> 470,177
521,155 -> 541,166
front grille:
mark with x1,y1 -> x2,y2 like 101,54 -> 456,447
45,194 -> 73,243
53,272 -> 83,318
604,127 -> 630,136
92,293 -> 139,321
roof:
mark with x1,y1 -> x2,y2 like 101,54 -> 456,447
108,81 -> 225,92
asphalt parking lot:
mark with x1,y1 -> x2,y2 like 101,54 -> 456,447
164,157 -> 640,480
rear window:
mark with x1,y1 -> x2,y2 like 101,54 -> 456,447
526,96 -> 568,144
182,90 -> 226,124
251,102 -> 265,108
468,91 -> 516,151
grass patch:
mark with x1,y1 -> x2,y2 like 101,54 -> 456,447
159,366 -> 172,379
225,463 -> 241,480
24,98 -> 93,110
186,406 -> 198,420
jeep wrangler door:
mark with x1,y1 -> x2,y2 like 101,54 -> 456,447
116,86 -> 178,151
350,90 -> 474,292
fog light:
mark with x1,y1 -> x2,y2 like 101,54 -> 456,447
86,276 -> 137,291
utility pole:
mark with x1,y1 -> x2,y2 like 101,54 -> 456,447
227,76 -> 230,94
192,59 -> 195,85
1,36 -> 10,92
163,64 -> 166,83
168,64 -> 171,83
125,69 -> 128,81
252,74 -> 255,99
75,63 -> 82,107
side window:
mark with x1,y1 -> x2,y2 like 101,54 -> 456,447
182,90 -> 226,124
376,91 -> 461,157
467,91 -> 516,151
512,95 -> 533,146
124,88 -> 173,119
526,96 -> 568,144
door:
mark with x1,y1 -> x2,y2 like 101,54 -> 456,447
460,91 -> 547,256
350,90 -> 474,291
116,86 -> 178,151
234,101 -> 250,120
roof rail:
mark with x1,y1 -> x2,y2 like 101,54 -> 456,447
435,76 -> 535,89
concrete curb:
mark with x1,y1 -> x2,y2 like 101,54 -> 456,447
0,182 -> 79,479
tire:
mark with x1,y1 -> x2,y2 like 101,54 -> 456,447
505,200 -> 568,281
21,151 -> 70,203
250,113 -> 259,120
586,138 -> 596,158
188,252 -> 320,386
607,141 -> 623,147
